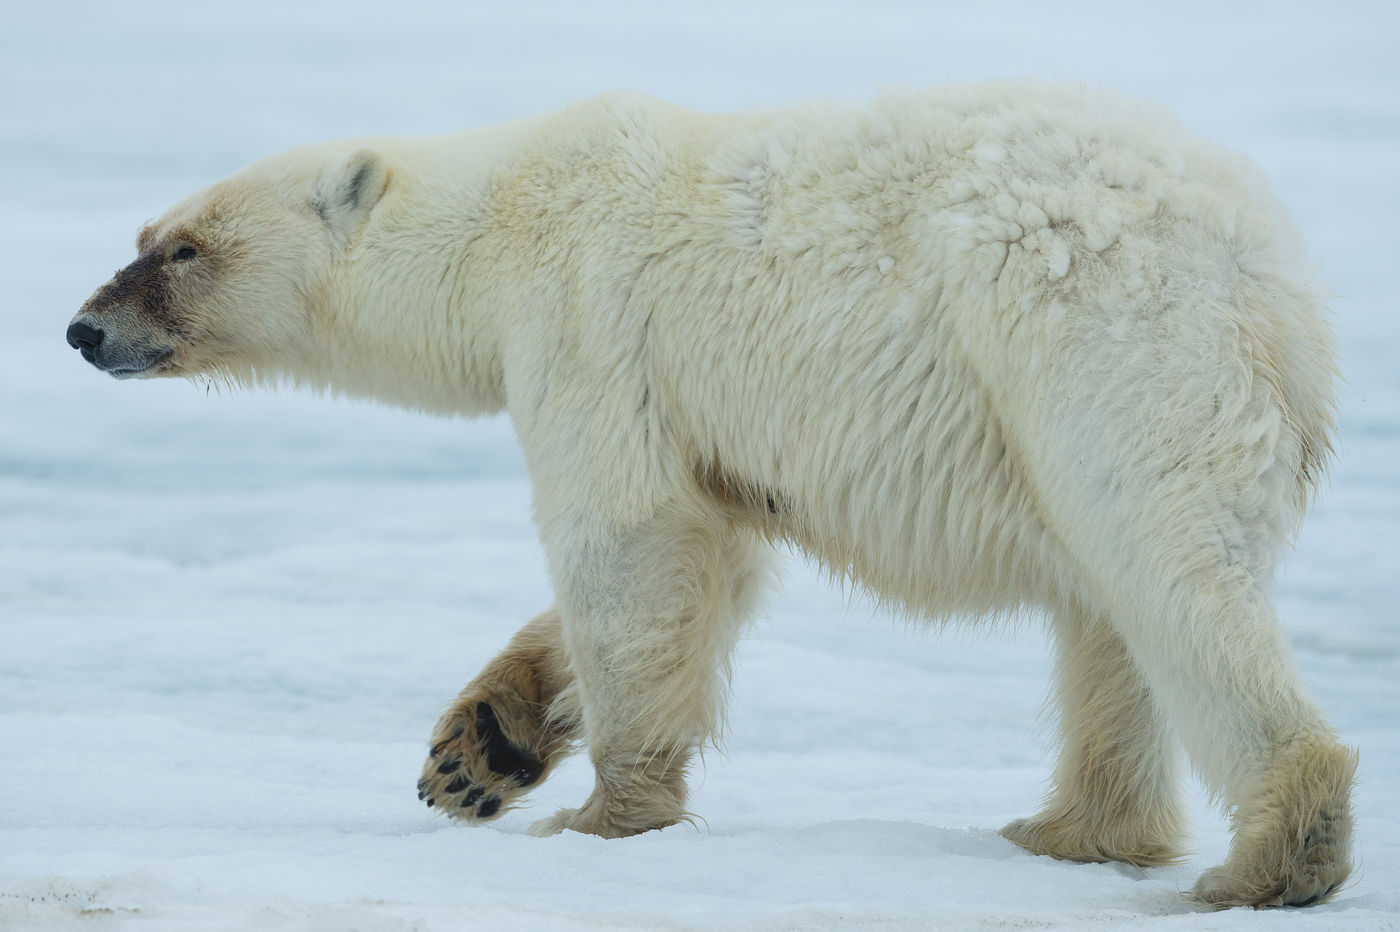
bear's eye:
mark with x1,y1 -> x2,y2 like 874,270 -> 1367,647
171,245 -> 198,262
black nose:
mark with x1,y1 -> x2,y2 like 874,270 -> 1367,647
67,321 -> 104,361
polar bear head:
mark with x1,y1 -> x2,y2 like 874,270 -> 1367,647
66,146 -> 388,383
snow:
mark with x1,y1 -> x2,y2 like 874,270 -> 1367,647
3,1 -> 1398,928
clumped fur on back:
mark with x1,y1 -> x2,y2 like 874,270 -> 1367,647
70,82 -> 1353,909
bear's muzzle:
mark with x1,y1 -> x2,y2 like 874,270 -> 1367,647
65,310 -> 174,379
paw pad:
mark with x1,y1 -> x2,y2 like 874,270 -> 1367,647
475,702 -> 545,787
418,700 -> 547,821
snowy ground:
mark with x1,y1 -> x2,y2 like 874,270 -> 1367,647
3,1 -> 1398,928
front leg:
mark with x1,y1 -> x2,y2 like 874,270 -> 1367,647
419,607 -> 581,820
529,501 -> 772,838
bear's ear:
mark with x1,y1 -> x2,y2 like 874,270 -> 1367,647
311,148 -> 389,244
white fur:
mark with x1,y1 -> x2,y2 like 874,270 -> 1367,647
90,83 -> 1353,905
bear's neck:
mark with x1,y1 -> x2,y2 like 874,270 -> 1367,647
299,125 -> 556,417
306,238 -> 509,418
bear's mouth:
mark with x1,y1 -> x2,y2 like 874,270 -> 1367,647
66,315 -> 177,379
107,348 -> 175,379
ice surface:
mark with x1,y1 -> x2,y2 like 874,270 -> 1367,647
3,1 -> 1398,928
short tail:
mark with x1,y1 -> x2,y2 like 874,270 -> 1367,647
1235,276 -> 1338,525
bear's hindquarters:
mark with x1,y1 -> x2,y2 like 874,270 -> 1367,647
1012,284 -> 1354,907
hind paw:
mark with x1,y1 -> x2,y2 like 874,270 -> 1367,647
1001,813 -> 1183,868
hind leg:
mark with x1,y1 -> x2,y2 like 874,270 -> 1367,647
419,607 -> 581,821
1018,328 -> 1355,906
1056,504 -> 1356,905
1124,578 -> 1355,908
1147,584 -> 1356,908
1002,598 -> 1185,866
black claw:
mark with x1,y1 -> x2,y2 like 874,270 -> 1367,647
429,741 -> 447,759
476,796 -> 501,819
417,789 -> 427,801
437,757 -> 462,775
444,774 -> 472,794
426,797 -> 436,808
463,786 -> 483,807
474,701 -> 545,787
512,762 -> 545,787
1285,880 -> 1340,908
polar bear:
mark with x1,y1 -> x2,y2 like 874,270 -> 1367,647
68,84 -> 1355,908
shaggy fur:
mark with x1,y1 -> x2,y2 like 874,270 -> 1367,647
68,83 -> 1354,908
1000,599 -> 1186,868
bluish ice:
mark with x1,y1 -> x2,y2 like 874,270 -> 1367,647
2,1 -> 1397,928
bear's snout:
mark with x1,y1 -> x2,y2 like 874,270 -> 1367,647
66,320 -> 104,363
65,309 -> 175,379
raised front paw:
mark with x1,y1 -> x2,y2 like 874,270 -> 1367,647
419,701 -> 549,822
